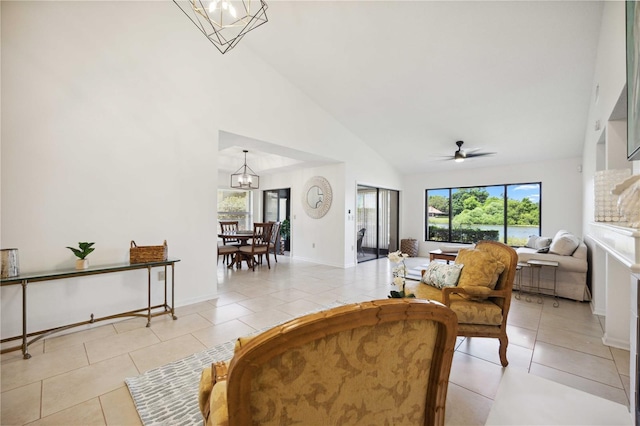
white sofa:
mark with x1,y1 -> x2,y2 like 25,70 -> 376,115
515,231 -> 590,302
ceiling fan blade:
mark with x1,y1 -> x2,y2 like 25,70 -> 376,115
465,151 -> 496,158
425,157 -> 456,162
429,141 -> 497,162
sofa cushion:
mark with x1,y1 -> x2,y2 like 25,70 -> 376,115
549,230 -> 580,256
455,248 -> 505,299
516,246 -> 588,273
421,262 -> 463,289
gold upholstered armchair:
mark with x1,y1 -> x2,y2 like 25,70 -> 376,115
198,299 -> 458,425
406,240 -> 518,367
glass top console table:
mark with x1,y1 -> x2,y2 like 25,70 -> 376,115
0,258 -> 180,359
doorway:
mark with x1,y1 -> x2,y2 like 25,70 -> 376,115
263,188 -> 291,251
356,185 -> 399,263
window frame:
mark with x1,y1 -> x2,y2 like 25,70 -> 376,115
425,182 -> 542,246
217,189 -> 253,230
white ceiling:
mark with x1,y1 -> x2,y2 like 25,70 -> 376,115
218,130 -> 339,174
223,1 -> 605,175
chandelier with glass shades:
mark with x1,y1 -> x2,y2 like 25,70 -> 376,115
230,150 -> 260,189
173,0 -> 268,54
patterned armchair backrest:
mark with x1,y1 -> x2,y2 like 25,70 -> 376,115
225,299 -> 458,426
476,240 -> 518,308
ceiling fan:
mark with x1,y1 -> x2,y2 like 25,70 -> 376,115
448,140 -> 496,163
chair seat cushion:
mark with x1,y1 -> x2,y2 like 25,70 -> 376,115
218,245 -> 239,255
405,281 -> 503,326
239,246 -> 268,254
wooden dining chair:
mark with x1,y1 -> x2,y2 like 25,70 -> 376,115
267,221 -> 281,264
219,221 -> 240,265
238,223 -> 273,271
257,221 -> 281,266
217,244 -> 239,265
219,221 -> 240,244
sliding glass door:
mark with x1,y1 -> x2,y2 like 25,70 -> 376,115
263,188 -> 290,251
356,185 -> 399,263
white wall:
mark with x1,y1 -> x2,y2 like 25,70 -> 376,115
1,1 -> 222,337
258,157 -> 404,268
580,0 -> 639,332
248,165 -> 346,267
1,1 -> 400,337
582,1 -> 636,231
402,157 -> 584,256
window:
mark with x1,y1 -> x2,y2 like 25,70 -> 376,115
425,183 -> 541,246
217,189 -> 252,230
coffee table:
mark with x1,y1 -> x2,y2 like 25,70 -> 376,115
429,249 -> 457,264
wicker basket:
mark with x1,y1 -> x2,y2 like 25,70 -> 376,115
400,239 -> 419,257
130,240 -> 168,264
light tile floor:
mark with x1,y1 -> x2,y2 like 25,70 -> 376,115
0,256 -> 631,425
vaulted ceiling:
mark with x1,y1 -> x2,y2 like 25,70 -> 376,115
223,1 -> 605,175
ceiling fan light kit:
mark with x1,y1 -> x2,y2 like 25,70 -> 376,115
454,142 -> 465,162
451,140 -> 495,163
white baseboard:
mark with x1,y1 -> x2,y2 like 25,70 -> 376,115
590,301 -> 606,316
175,292 -> 218,308
602,333 -> 631,351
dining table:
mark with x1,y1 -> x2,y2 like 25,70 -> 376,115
218,230 -> 254,244
218,230 -> 254,268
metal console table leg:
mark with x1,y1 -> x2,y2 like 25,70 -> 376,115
526,259 -> 560,307
515,263 -> 528,301
529,264 -> 544,304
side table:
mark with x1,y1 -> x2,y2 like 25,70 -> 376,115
524,259 -> 559,307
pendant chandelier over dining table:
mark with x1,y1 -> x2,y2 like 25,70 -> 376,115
230,150 -> 260,189
173,0 -> 268,54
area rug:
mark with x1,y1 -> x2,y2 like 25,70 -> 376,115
126,302 -> 345,425
126,338 -> 236,425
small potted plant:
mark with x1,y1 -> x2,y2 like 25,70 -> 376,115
279,219 -> 290,254
67,242 -> 95,269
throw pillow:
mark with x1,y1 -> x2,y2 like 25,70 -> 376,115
537,246 -> 550,253
549,231 -> 580,256
421,262 -> 464,289
525,235 -> 539,249
535,237 -> 552,249
455,248 -> 506,299
525,235 -> 552,250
